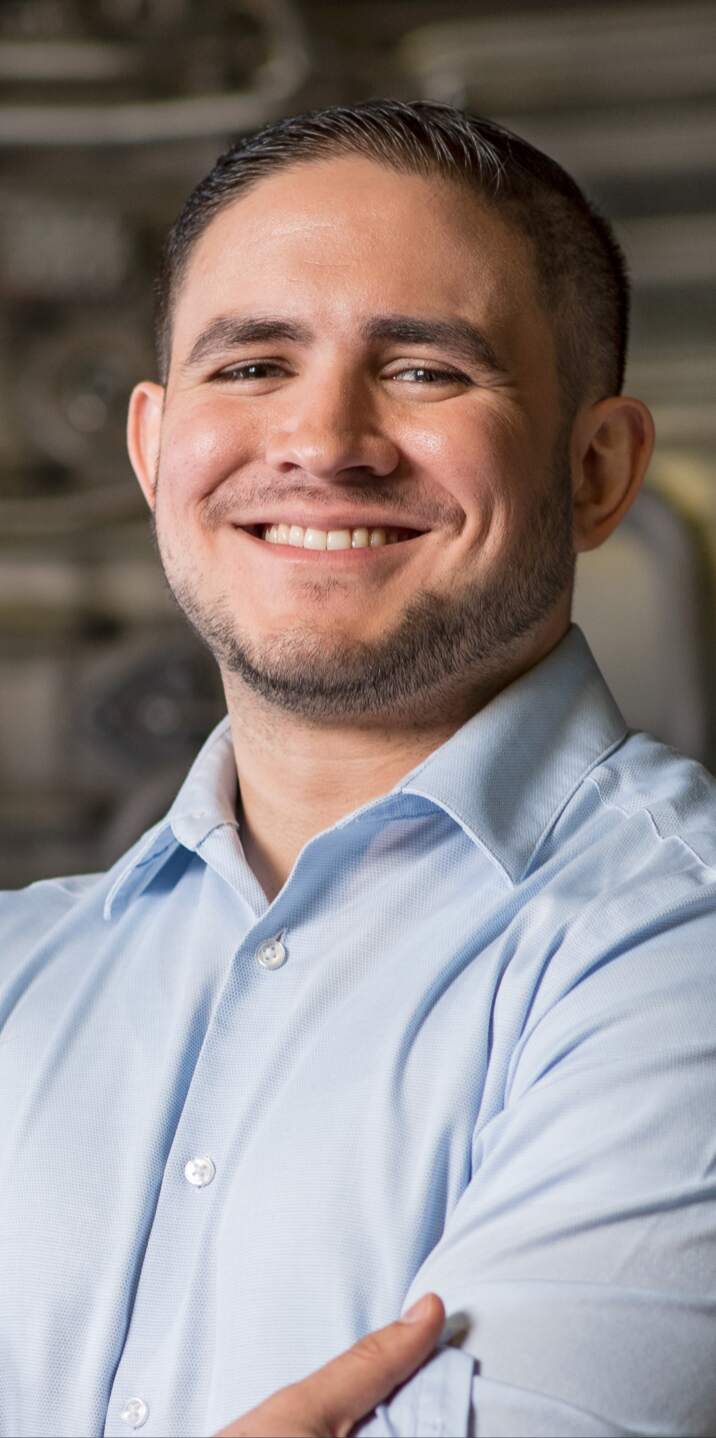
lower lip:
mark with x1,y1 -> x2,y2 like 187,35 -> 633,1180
231,527 -> 427,564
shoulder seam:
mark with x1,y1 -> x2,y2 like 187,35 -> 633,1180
586,773 -> 716,876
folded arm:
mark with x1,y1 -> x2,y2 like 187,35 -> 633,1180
354,899 -> 716,1437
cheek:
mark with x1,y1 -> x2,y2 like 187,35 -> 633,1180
425,406 -> 539,551
159,397 -> 256,507
422,409 -> 522,506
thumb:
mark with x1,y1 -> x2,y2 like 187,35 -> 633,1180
300,1292 -> 446,1438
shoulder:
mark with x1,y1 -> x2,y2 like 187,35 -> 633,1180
0,816 -> 169,973
0,870 -> 104,957
587,728 -> 716,875
527,732 -> 716,1015
511,736 -> 716,1089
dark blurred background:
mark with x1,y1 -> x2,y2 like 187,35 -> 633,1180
1,0 -> 715,888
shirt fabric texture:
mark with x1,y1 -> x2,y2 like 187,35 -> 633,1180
1,622 -> 716,1438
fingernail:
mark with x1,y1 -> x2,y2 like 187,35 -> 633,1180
401,1294 -> 431,1323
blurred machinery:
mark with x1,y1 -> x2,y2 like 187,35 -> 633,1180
1,0 -> 715,887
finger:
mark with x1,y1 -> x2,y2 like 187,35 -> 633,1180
297,1292 -> 446,1438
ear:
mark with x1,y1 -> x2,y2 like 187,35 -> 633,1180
127,381 -> 165,512
570,395 -> 655,554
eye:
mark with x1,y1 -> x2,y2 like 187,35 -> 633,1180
389,366 -> 471,386
211,361 -> 287,382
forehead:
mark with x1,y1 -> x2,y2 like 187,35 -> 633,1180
172,155 -> 545,356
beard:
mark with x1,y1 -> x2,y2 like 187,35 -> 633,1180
150,451 -> 575,725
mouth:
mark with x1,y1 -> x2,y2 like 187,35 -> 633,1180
237,521 -> 426,552
231,520 -> 428,557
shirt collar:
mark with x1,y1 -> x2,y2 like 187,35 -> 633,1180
104,622 -> 627,918
395,623 -> 627,883
103,718 -> 238,920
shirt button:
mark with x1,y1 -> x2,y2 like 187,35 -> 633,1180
184,1155 -> 216,1188
256,935 -> 287,970
120,1397 -> 149,1428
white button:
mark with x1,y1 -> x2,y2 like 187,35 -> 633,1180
121,1396 -> 149,1428
256,935 -> 287,969
184,1155 -> 216,1187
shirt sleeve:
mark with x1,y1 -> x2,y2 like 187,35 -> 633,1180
351,895 -> 716,1438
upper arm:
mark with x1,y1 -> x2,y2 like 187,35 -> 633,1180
356,901 -> 716,1437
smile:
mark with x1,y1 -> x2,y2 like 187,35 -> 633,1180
233,522 -> 428,563
253,523 -> 419,550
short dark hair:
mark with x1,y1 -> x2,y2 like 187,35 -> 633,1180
154,98 -> 629,415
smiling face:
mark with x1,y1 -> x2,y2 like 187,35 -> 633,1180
132,154 -> 577,724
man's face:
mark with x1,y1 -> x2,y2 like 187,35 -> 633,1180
149,155 -> 575,723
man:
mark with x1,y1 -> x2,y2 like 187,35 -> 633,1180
1,98 -> 715,1438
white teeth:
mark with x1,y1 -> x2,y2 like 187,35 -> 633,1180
260,524 -> 397,549
303,527 -> 327,550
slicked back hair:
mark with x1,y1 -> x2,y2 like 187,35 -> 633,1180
154,99 -> 629,418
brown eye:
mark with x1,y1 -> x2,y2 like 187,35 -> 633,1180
213,362 -> 286,382
390,367 -> 470,385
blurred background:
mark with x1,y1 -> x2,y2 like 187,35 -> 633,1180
1,0 -> 715,888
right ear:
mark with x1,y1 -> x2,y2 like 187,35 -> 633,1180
127,381 -> 164,511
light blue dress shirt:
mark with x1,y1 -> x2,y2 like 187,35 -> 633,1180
2,623 -> 716,1438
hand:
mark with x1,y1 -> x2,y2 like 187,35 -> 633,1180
213,1291 -> 446,1437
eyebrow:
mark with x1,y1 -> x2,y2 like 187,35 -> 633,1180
180,312 -> 504,375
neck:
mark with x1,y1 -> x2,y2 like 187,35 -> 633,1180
221,616 -> 569,904
227,699 -> 461,904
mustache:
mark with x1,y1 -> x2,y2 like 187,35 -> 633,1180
200,480 -> 457,532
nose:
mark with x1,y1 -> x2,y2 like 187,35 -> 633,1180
263,372 -> 400,481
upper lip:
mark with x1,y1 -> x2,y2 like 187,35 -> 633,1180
232,513 -> 428,533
